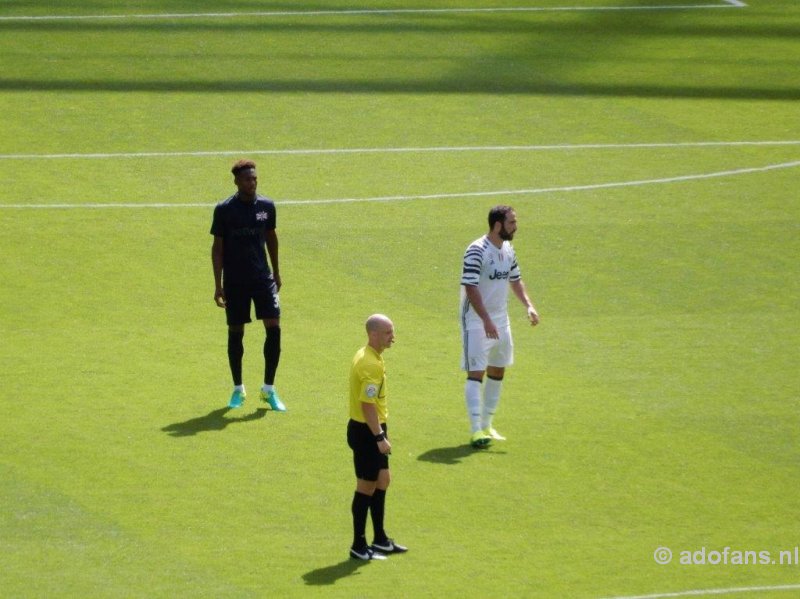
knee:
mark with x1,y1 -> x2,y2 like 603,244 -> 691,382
356,479 -> 377,496
486,366 -> 505,380
467,371 -> 485,382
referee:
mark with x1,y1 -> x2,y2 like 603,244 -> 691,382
347,314 -> 408,560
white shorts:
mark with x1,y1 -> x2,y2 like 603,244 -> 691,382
461,325 -> 514,372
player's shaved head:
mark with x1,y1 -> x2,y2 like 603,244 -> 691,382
366,314 -> 393,333
366,314 -> 395,353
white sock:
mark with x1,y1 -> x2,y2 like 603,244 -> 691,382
482,377 -> 502,430
465,379 -> 483,433
261,384 -> 273,393
234,384 -> 245,393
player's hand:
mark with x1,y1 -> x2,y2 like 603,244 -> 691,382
273,273 -> 282,291
483,319 -> 499,339
378,438 -> 392,455
214,288 -> 226,308
527,306 -> 540,326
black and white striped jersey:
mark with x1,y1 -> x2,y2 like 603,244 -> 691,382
460,235 -> 520,330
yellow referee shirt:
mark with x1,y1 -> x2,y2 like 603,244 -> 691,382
349,345 -> 388,423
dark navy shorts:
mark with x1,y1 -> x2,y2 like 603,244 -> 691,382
347,419 -> 388,482
224,279 -> 280,326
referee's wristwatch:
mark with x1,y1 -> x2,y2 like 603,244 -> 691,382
374,431 -> 386,442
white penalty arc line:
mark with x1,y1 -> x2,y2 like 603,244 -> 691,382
0,1 -> 746,21
600,582 -> 800,599
2,141 -> 798,161
285,160 -> 800,206
1,160 -> 797,210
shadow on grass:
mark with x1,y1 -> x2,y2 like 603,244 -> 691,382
302,558 -> 368,585
2,77 -> 798,101
161,407 -> 267,437
417,444 -> 506,464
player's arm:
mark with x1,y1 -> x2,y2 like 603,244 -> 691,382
361,401 -> 391,455
464,284 -> 499,339
264,229 -> 281,290
211,235 -> 225,307
510,279 -> 540,326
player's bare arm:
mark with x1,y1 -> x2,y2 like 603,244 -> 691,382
211,235 -> 225,307
510,279 -> 540,326
264,229 -> 281,290
464,284 -> 499,339
362,401 -> 391,455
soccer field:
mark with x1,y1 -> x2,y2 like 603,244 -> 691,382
1,1 -> 799,597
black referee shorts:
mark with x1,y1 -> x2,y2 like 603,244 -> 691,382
347,419 -> 388,482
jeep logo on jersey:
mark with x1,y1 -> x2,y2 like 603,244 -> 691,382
489,269 -> 510,280
256,211 -> 269,221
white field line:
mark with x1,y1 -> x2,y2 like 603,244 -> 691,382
600,582 -> 800,599
0,1 -> 746,21
1,141 -> 797,161
1,159 -> 797,209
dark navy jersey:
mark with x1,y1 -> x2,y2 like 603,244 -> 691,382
210,193 -> 276,289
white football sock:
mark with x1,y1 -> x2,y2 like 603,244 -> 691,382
482,377 -> 502,430
465,379 -> 483,433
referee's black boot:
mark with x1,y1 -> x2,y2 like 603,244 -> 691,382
371,538 -> 408,554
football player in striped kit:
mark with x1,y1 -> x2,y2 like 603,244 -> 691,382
460,205 -> 540,448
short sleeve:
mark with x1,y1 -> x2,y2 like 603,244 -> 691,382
461,243 -> 483,286
357,362 -> 383,404
210,204 -> 224,236
508,247 -> 521,281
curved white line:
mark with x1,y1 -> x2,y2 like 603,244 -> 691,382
600,582 -> 800,599
281,160 -> 800,206
1,160 -> 796,209
1,141 -> 797,161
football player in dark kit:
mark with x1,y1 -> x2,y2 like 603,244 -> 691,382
210,159 -> 286,412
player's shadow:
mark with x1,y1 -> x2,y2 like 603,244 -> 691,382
161,407 -> 268,437
417,444 -> 481,464
418,444 -> 507,464
302,558 -> 368,585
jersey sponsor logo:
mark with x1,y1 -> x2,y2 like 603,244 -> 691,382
256,211 -> 270,221
365,384 -> 378,398
231,226 -> 263,237
489,269 -> 510,280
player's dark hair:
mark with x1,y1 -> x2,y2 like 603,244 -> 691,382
488,205 -> 514,229
231,159 -> 257,177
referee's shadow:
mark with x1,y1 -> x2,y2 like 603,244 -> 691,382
417,444 -> 506,465
302,558 -> 368,585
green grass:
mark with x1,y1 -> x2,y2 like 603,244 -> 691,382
1,1 -> 799,597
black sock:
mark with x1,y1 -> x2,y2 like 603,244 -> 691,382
370,489 -> 387,543
227,329 -> 244,386
351,492 -> 372,549
264,326 -> 281,386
